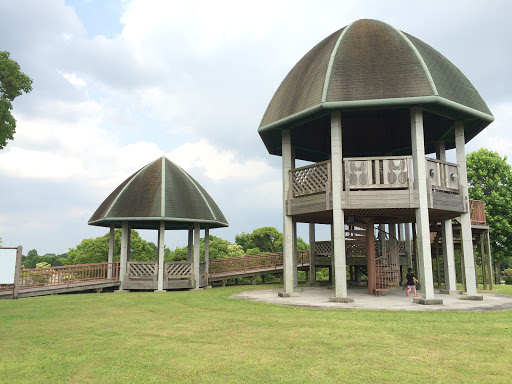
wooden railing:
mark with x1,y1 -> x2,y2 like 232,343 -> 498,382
470,199 -> 486,225
18,262 -> 119,290
290,156 -> 462,196
291,161 -> 331,198
209,251 -> 309,275
344,156 -> 413,190
425,158 -> 460,193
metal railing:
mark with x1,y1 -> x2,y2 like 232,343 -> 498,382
18,262 -> 120,290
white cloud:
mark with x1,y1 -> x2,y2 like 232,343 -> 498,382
167,140 -> 274,181
60,71 -> 87,88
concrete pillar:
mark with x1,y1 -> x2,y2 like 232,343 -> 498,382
329,110 -> 352,303
108,223 -> 115,279
436,140 -> 457,291
308,223 -> 316,285
487,231 -> 494,290
480,233 -> 487,290
366,218 -> 376,295
188,227 -> 193,262
204,225 -> 210,286
156,221 -> 165,291
293,219 -> 298,289
119,221 -> 129,291
193,223 -> 201,289
126,224 -> 131,262
455,121 -> 480,299
404,223 -> 412,269
279,129 -> 298,297
410,106 -> 439,303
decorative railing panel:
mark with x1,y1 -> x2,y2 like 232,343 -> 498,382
426,158 -> 459,192
291,161 -> 331,198
127,261 -> 157,278
314,241 -> 331,256
344,156 -> 412,190
469,199 -> 486,225
18,262 -> 119,290
165,262 -> 191,278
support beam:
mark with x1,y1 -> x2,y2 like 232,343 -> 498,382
279,129 -> 298,297
455,121 -> 481,299
108,223 -> 115,279
329,110 -> 352,303
119,221 -> 129,291
193,223 -> 201,289
156,221 -> 165,291
410,106 -> 439,304
404,223 -> 412,269
480,233 -> 487,290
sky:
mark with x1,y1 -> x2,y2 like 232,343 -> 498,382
0,0 -> 511,255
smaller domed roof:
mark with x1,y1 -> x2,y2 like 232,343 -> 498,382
88,156 -> 228,230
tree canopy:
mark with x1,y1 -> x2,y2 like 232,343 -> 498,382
0,51 -> 33,149
467,148 -> 512,262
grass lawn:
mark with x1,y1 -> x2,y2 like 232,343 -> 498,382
1,285 -> 511,384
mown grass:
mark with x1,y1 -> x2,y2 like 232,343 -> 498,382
1,285 -> 511,384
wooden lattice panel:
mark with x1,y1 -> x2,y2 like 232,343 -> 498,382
315,241 -> 331,256
128,262 -> 157,277
165,262 -> 191,278
291,162 -> 329,197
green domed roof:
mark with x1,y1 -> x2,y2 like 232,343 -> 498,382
259,19 -> 494,161
89,157 -> 228,230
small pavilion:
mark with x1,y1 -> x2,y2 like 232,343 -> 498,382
258,19 -> 494,304
88,156 -> 228,291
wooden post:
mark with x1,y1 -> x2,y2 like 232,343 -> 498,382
119,221 -> 129,290
188,227 -> 193,262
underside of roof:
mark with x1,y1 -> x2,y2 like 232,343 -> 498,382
258,19 -> 494,161
88,157 -> 228,230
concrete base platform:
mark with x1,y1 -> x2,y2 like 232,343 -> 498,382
329,296 -> 354,303
439,289 -> 464,295
413,298 -> 444,305
460,295 -> 484,301
278,291 -> 300,297
232,287 -> 512,312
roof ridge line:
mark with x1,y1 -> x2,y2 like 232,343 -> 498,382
386,22 -> 438,96
161,157 -> 166,218
104,158 -> 160,219
321,22 -> 353,103
173,161 -> 218,222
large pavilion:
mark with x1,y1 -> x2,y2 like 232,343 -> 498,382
89,156 -> 228,291
258,19 -> 494,304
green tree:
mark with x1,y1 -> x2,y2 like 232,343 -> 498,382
235,226 -> 309,254
467,148 -> 512,263
0,51 -> 33,149
64,229 -> 162,265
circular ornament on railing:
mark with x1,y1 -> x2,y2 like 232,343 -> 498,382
429,169 -> 435,178
350,161 -> 363,172
359,172 -> 368,185
349,173 -> 357,185
398,171 -> 407,184
388,171 -> 397,184
450,173 -> 456,181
